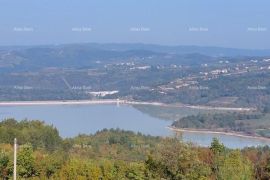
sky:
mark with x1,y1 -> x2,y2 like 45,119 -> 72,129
0,0 -> 269,49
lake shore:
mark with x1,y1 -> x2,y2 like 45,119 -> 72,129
0,99 -> 255,111
168,126 -> 270,142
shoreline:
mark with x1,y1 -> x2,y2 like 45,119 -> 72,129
0,99 -> 124,106
0,99 -> 255,111
168,126 -> 270,142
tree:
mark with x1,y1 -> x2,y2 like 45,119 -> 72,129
57,160 -> 101,180
145,139 -> 211,179
218,150 -> 253,180
0,151 -> 9,179
126,162 -> 145,180
17,144 -> 37,178
36,151 -> 67,179
210,138 -> 225,155
99,160 -> 114,179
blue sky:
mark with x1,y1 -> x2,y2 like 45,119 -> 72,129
0,0 -> 269,49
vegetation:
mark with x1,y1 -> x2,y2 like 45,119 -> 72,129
0,44 -> 270,112
0,119 -> 62,151
171,112 -> 270,137
1,119 -> 270,179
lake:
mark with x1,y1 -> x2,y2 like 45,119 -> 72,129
0,104 -> 269,149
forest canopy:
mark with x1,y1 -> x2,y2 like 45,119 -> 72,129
0,119 -> 269,179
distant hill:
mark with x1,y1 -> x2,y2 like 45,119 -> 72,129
0,43 -> 270,72
77,43 -> 270,57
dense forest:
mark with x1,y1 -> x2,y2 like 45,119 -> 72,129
171,112 -> 263,133
171,112 -> 270,138
0,119 -> 270,179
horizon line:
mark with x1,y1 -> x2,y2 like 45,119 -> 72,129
1,42 -> 270,51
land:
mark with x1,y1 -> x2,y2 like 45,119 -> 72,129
168,126 -> 270,142
171,112 -> 270,138
0,43 -> 270,111
1,43 -> 270,139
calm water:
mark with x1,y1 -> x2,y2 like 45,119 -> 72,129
0,104 -> 269,149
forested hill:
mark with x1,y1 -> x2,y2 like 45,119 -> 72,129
1,43 -> 270,72
0,43 -> 270,110
171,112 -> 270,137
1,119 -> 270,179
